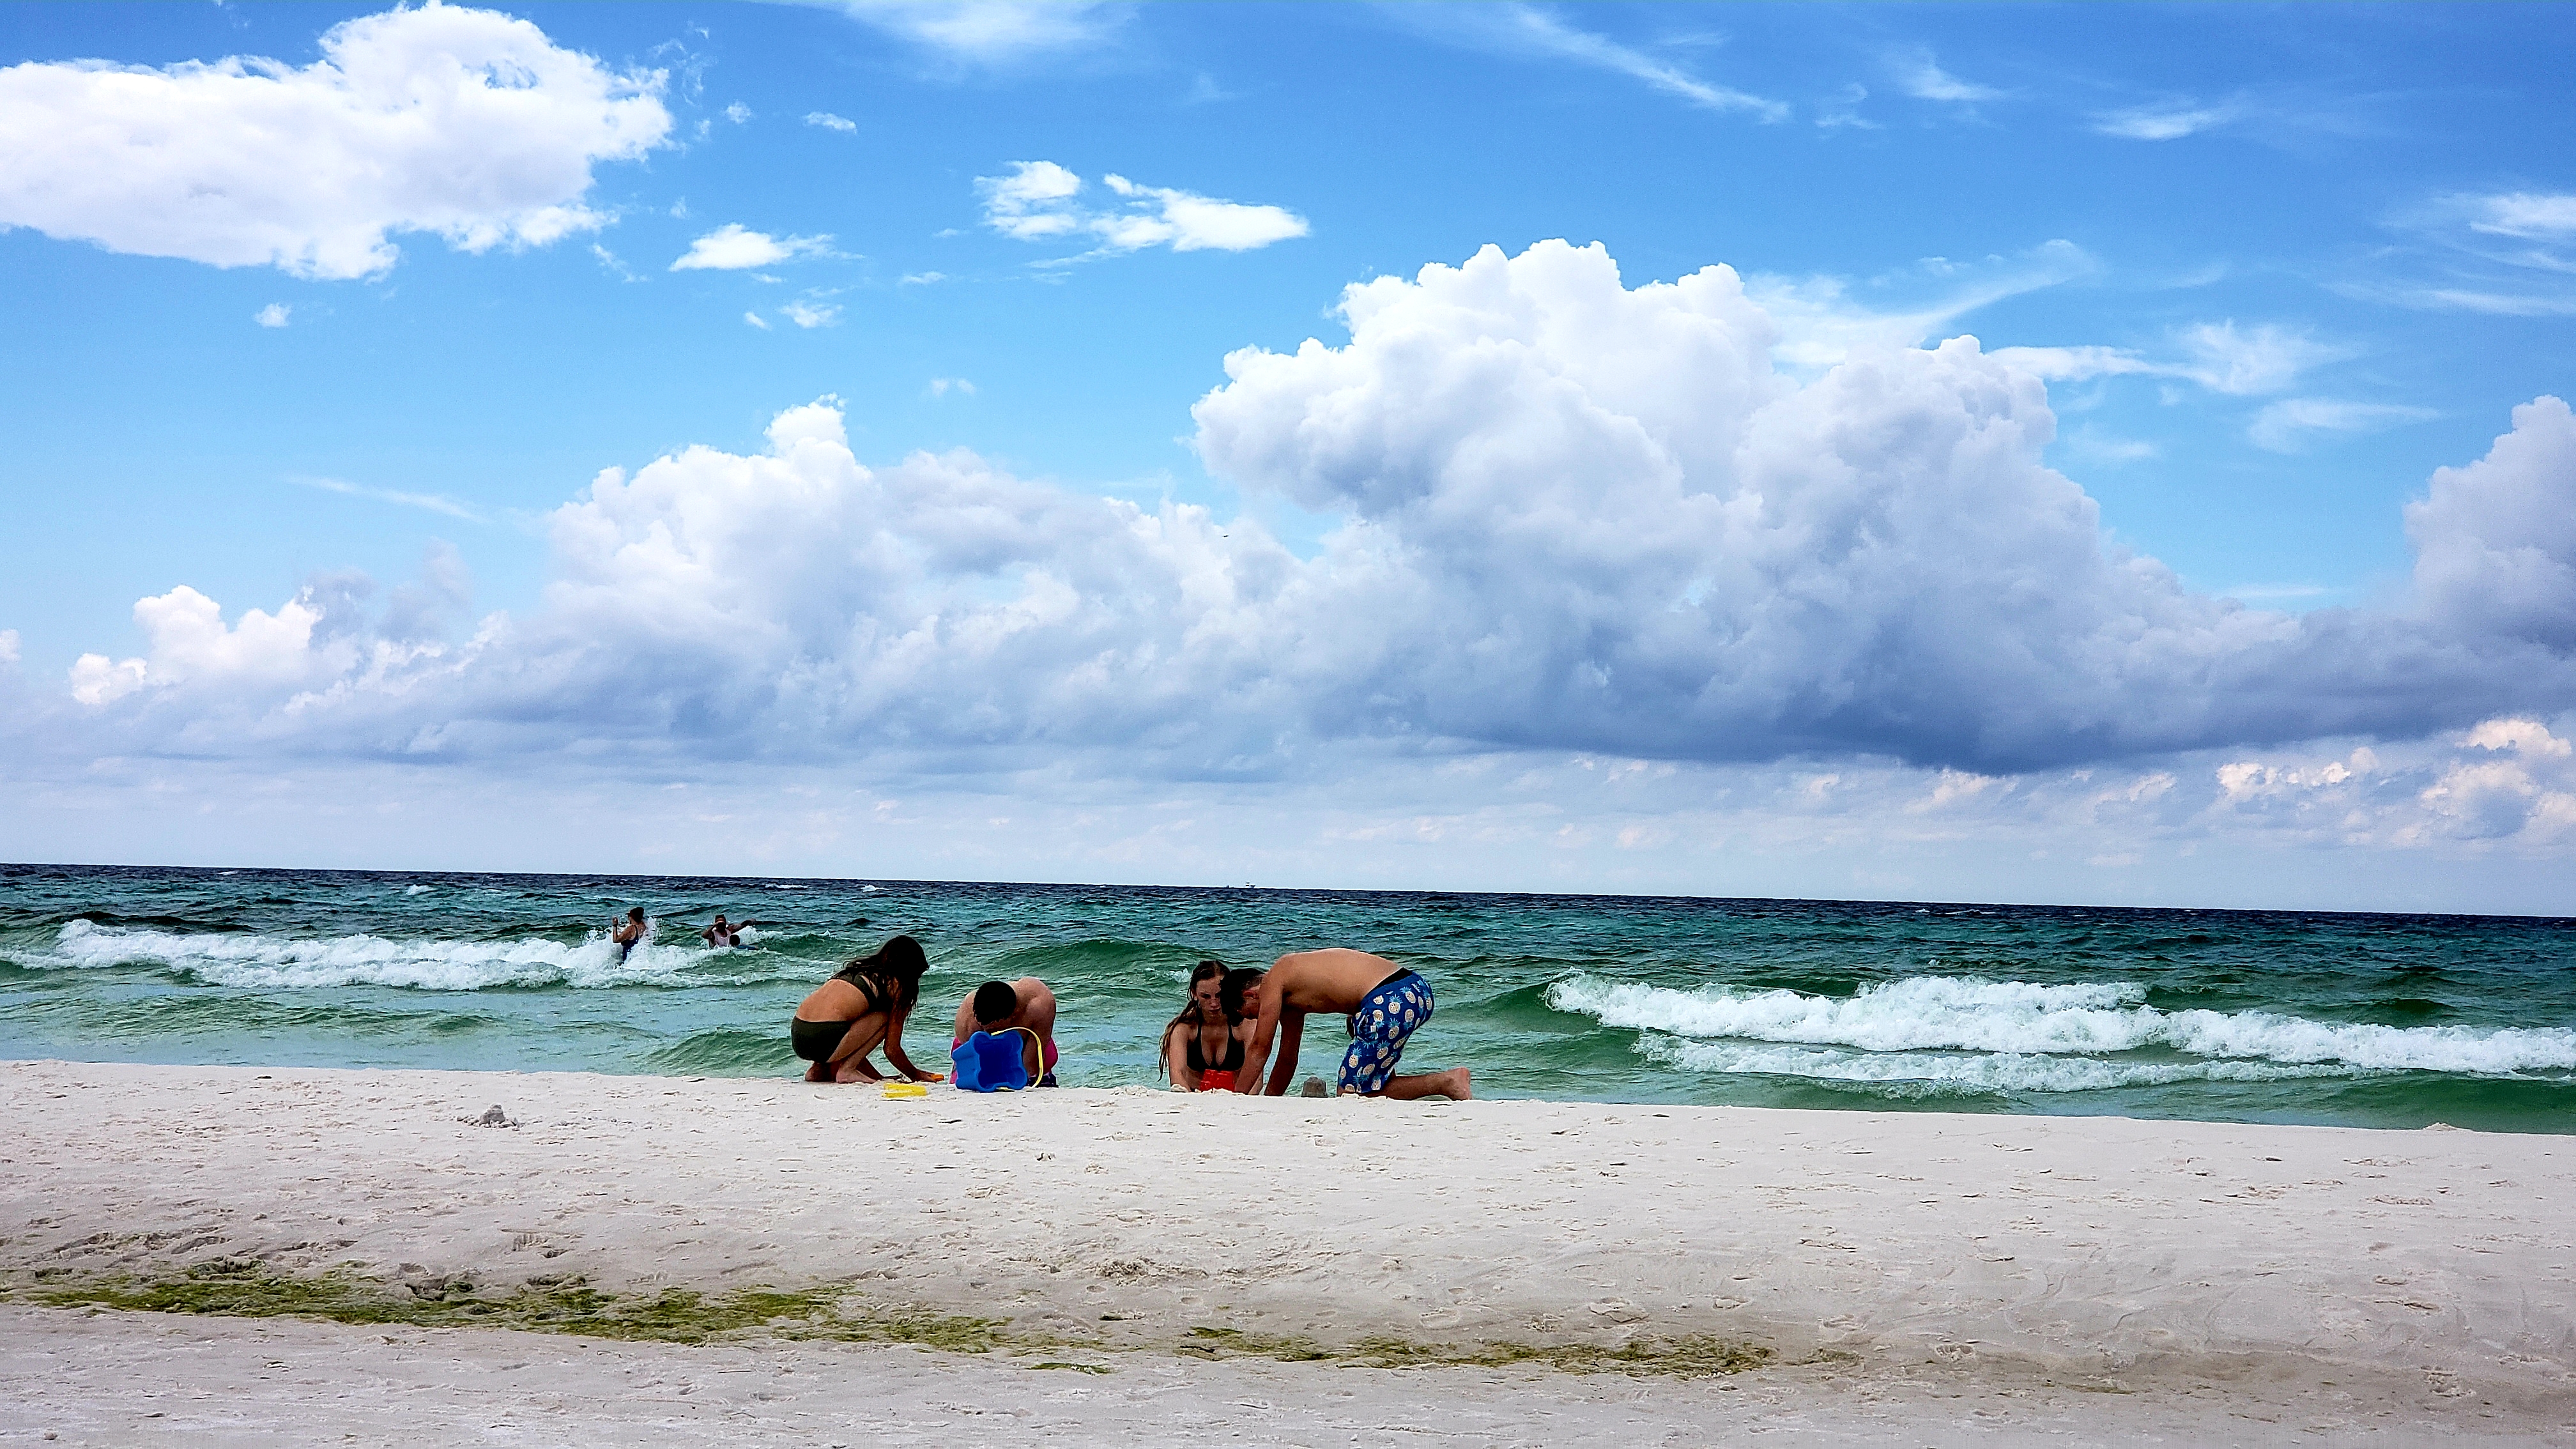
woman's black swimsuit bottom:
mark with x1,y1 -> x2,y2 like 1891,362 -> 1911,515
792,1017 -> 855,1062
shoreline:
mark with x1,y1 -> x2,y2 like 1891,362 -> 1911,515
5,1058 -> 2572,1439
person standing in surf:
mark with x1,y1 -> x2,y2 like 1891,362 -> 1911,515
611,907 -> 647,963
951,976 -> 1062,1086
792,935 -> 944,1085
1238,947 -> 1470,1100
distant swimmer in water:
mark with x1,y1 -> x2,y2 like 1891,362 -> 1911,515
1160,962 -> 1263,1092
700,913 -> 751,948
953,976 -> 1061,1087
611,907 -> 647,963
792,935 -> 943,1085
1238,947 -> 1469,1100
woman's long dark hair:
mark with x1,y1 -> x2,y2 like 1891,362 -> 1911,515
835,934 -> 928,1013
1157,960 -> 1227,1081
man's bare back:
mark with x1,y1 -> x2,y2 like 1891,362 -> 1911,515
1240,948 -> 1470,1100
953,977 -> 1061,1085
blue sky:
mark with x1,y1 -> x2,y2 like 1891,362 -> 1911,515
3,2 -> 2574,910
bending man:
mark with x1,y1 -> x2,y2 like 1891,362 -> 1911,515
1238,948 -> 1471,1100
953,977 -> 1061,1086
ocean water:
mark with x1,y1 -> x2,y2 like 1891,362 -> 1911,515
2,863 -> 2571,1133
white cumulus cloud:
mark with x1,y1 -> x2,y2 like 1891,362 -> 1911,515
670,223 -> 837,271
0,4 -> 670,279
34,242 -> 2576,793
254,303 -> 290,328
2406,396 -> 2576,656
977,160 -> 1307,256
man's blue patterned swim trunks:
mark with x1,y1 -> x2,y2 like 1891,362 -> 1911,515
1339,968 -> 1433,1094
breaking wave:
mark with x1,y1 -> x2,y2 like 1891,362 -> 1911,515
35,920 -> 793,992
1545,974 -> 2576,1084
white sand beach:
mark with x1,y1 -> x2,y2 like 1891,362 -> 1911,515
3,1059 -> 2570,1445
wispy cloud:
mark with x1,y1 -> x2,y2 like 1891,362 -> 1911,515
254,303 -> 290,328
899,270 -> 947,286
977,161 -> 1307,259
1890,49 -> 2000,105
928,376 -> 975,397
781,299 -> 841,328
589,243 -> 645,282
2249,398 -> 2437,453
1814,82 -> 1877,132
670,223 -> 838,271
2092,99 -> 2237,141
2464,191 -> 2576,240
805,111 -> 857,132
291,475 -> 482,522
743,311 -> 771,330
1747,240 -> 2097,371
1399,3 -> 1785,120
2345,190 -> 2576,317
1993,321 -> 2347,396
766,1 -> 1132,65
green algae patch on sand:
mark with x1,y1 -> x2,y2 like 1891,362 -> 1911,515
19,1261 -> 1004,1352
1187,1324 -> 1770,1378
13,1266 -> 1763,1381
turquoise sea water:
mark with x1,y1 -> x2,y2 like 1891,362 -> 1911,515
2,863 -> 2571,1133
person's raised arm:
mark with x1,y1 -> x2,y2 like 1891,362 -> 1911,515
1262,1013 -> 1305,1096
1236,982 -> 1285,1093
880,1004 -> 944,1083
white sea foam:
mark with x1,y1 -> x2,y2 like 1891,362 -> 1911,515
41,920 -> 773,992
402,884 -> 433,896
1547,975 -> 2576,1078
1637,1036 -> 2354,1097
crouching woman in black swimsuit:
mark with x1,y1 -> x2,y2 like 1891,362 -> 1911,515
1160,962 -> 1264,1091
793,935 -> 946,1085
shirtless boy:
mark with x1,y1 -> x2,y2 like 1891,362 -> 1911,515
952,977 -> 1061,1087
1238,947 -> 1471,1100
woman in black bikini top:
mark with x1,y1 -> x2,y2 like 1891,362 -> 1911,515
791,935 -> 942,1085
1160,962 -> 1264,1091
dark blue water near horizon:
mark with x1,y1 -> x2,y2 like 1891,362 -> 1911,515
2,862 -> 2570,1133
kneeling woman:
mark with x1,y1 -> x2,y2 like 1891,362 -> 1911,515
793,935 -> 945,1085
1161,962 -> 1264,1091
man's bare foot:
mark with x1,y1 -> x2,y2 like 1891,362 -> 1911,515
1371,1066 -> 1473,1101
804,1062 -> 831,1084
